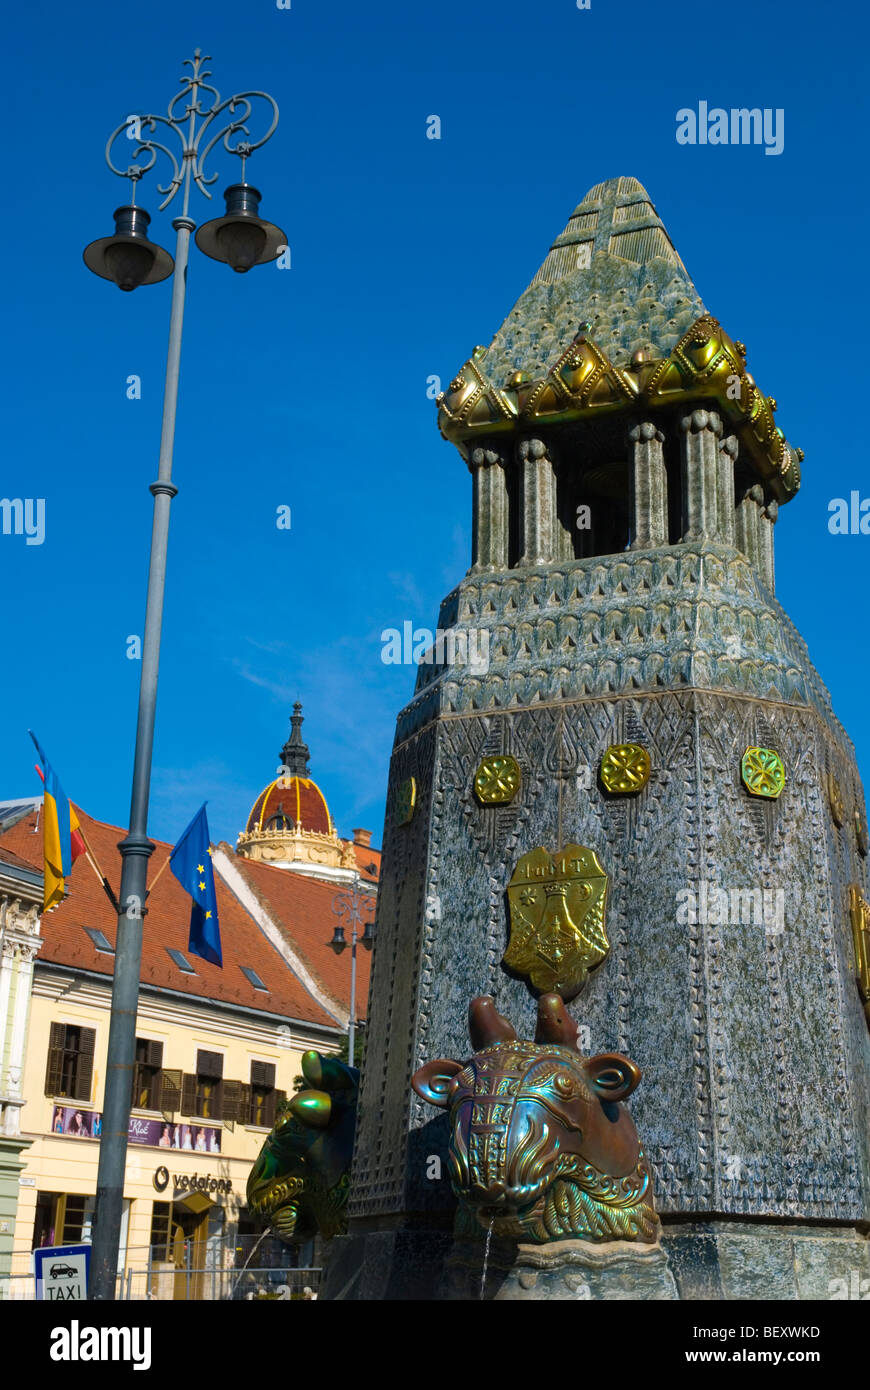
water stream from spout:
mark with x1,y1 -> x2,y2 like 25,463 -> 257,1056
228,1227 -> 271,1301
479,1217 -> 494,1300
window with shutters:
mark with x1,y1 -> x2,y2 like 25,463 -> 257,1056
159,1069 -> 182,1115
248,1060 -> 278,1127
220,1079 -> 251,1127
182,1049 -> 224,1120
133,1038 -> 164,1110
44,1023 -> 96,1101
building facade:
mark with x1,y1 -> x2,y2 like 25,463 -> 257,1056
0,821 -> 43,1284
0,710 -> 376,1298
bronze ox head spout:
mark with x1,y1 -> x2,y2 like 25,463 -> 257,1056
411,995 -> 659,1245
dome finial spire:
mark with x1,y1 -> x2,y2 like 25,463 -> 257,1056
280,701 -> 311,776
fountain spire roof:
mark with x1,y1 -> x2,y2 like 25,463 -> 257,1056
436,175 -> 802,502
482,176 -> 706,382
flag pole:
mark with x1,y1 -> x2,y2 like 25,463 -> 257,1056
74,818 -> 121,915
146,854 -> 172,893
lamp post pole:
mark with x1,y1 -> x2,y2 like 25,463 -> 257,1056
329,882 -> 375,1068
84,50 -> 286,1301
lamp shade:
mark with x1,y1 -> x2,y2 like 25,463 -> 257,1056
83,206 -> 174,291
195,184 -> 287,271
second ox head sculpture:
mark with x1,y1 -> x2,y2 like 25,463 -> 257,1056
412,994 -> 659,1245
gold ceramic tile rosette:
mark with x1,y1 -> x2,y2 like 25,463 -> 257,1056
599,743 -> 651,795
849,885 -> 870,1027
741,746 -> 786,799
474,755 -> 521,805
827,773 -> 846,828
504,844 -> 609,1000
394,777 -> 417,826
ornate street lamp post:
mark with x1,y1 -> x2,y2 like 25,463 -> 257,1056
84,50 -> 286,1301
329,885 -> 375,1067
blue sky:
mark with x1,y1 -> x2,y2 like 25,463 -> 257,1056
2,0 -> 867,851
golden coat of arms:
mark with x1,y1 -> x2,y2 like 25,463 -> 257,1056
504,845 -> 609,1000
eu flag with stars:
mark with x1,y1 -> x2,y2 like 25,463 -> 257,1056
169,804 -> 222,967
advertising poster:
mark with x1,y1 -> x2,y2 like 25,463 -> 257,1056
51,1106 -> 221,1152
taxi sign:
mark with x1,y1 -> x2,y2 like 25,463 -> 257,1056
34,1243 -> 91,1301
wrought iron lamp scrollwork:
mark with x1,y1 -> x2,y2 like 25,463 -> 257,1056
84,48 -> 286,286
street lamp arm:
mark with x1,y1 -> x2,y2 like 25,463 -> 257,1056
194,92 -> 280,190
105,117 -> 186,210
102,50 -> 281,215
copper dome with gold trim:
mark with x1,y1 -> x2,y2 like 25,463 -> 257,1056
236,703 -> 358,879
245,775 -> 332,837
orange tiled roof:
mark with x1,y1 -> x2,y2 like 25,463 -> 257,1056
0,843 -> 42,873
224,851 -> 374,1020
0,809 -> 345,1031
350,840 -> 381,884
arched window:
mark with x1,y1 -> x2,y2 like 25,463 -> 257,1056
266,802 -> 294,832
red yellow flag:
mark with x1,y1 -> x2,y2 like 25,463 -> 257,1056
29,732 -> 86,911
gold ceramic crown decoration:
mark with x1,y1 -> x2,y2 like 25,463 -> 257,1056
438,315 -> 800,502
504,845 -> 609,1000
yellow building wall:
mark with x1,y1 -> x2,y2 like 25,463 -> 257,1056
12,967 -> 339,1277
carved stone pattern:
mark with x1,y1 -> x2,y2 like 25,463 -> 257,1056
705,696 -> 860,1216
684,702 -> 715,1208
349,725 -> 436,1218
802,741 -> 858,1215
434,714 -> 509,1001
401,546 -> 843,750
355,578 -> 870,1225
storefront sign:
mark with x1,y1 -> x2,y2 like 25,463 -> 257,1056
51,1106 -> 221,1152
153,1165 -> 232,1195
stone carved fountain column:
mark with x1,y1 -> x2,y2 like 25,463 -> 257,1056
718,434 -> 738,547
518,437 -> 556,567
469,444 -> 509,572
735,483 -> 764,571
757,498 -> 778,592
680,408 -> 722,542
628,422 -> 668,549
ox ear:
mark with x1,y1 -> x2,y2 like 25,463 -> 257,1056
587,1053 -> 642,1103
412,1059 -> 464,1108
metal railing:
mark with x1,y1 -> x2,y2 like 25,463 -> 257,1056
0,1266 -> 321,1301
119,1266 -> 322,1300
